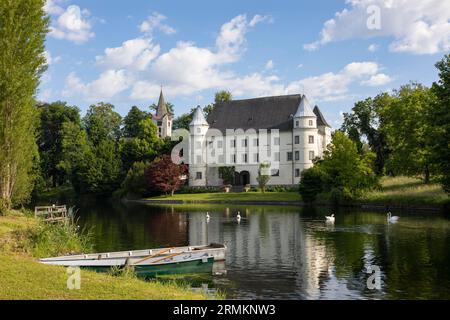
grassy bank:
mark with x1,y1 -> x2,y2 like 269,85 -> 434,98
361,176 -> 449,206
147,191 -> 301,202
0,211 -> 207,300
145,177 -> 448,207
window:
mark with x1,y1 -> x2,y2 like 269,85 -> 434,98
274,137 -> 280,146
295,136 -> 300,144
253,153 -> 259,163
218,154 -> 225,164
242,154 -> 248,163
287,152 -> 293,161
274,152 -> 280,162
157,121 -> 162,126
195,141 -> 202,149
271,169 -> 280,177
230,139 -> 236,148
217,140 -> 223,149
242,139 -> 248,147
295,169 -> 300,177
309,151 -> 315,160
196,172 -> 202,180
295,151 -> 300,161
309,135 -> 314,144
254,138 -> 259,147
196,155 -> 202,164
231,154 -> 236,163
309,120 -> 313,126
295,121 -> 299,127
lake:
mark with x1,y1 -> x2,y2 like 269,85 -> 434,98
73,199 -> 450,300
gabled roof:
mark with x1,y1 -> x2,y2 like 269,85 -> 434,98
190,106 -> 208,126
313,106 -> 331,128
207,94 -> 303,132
294,95 -> 315,118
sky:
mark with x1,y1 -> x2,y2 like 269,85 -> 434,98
41,0 -> 450,128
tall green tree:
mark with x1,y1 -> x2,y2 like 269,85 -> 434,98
83,102 -> 122,144
379,83 -> 435,182
0,0 -> 49,210
119,117 -> 162,172
37,101 -> 80,187
341,94 -> 391,174
430,54 -> 450,193
122,106 -> 150,138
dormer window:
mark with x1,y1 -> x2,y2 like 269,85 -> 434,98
309,120 -> 313,126
296,121 -> 299,127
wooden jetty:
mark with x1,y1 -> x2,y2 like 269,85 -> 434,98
34,205 -> 69,224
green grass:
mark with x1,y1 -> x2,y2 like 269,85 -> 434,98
145,176 -> 448,207
0,212 -> 207,300
362,176 -> 449,205
147,191 -> 302,203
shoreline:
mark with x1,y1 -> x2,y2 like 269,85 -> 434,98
128,198 -> 446,213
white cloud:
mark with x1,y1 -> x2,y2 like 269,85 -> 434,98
304,0 -> 450,55
368,43 -> 379,52
44,50 -> 61,65
44,0 -> 65,15
96,38 -> 160,71
249,14 -> 273,27
49,5 -> 94,44
140,12 -> 176,35
285,62 -> 389,101
64,14 -> 392,105
361,73 -> 392,86
265,60 -> 274,70
63,70 -> 131,101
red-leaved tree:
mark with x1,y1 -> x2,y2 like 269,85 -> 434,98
145,155 -> 187,196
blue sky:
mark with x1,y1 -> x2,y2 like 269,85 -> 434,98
41,0 -> 450,128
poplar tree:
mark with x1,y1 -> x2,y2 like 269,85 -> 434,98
0,0 -> 49,211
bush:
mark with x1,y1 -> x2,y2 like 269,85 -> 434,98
299,167 -> 324,203
117,161 -> 151,198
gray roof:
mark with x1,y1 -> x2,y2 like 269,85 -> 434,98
207,94 -> 330,131
294,95 -> 315,117
190,106 -> 208,126
313,106 -> 331,128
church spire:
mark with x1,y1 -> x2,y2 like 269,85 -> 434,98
156,87 -> 169,117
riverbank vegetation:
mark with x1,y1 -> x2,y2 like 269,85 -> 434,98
0,211 -> 207,300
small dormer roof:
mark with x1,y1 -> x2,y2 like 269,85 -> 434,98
190,106 -> 208,126
294,95 -> 315,118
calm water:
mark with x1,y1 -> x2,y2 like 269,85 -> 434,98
73,200 -> 450,300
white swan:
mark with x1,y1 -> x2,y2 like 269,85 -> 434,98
206,212 -> 210,222
237,212 -> 242,223
325,214 -> 335,223
387,212 -> 399,223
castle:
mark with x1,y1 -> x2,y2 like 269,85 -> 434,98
154,91 -> 332,187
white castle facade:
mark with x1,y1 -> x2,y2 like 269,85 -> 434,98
158,93 -> 332,187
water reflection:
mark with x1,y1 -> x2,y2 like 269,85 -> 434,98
75,201 -> 450,300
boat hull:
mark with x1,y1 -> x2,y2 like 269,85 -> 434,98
40,243 -> 226,262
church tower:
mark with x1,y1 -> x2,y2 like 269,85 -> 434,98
152,89 -> 172,138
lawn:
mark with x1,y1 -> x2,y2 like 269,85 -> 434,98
362,176 -> 449,205
147,191 -> 302,203
0,212 -> 207,300
146,176 -> 448,207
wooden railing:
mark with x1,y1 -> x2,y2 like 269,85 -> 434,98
34,205 -> 68,223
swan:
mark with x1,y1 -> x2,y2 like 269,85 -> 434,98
206,212 -> 210,219
237,212 -> 242,223
325,214 -> 335,223
387,212 -> 399,223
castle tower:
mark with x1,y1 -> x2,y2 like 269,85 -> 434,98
292,95 -> 319,182
189,106 -> 209,187
152,89 -> 172,138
